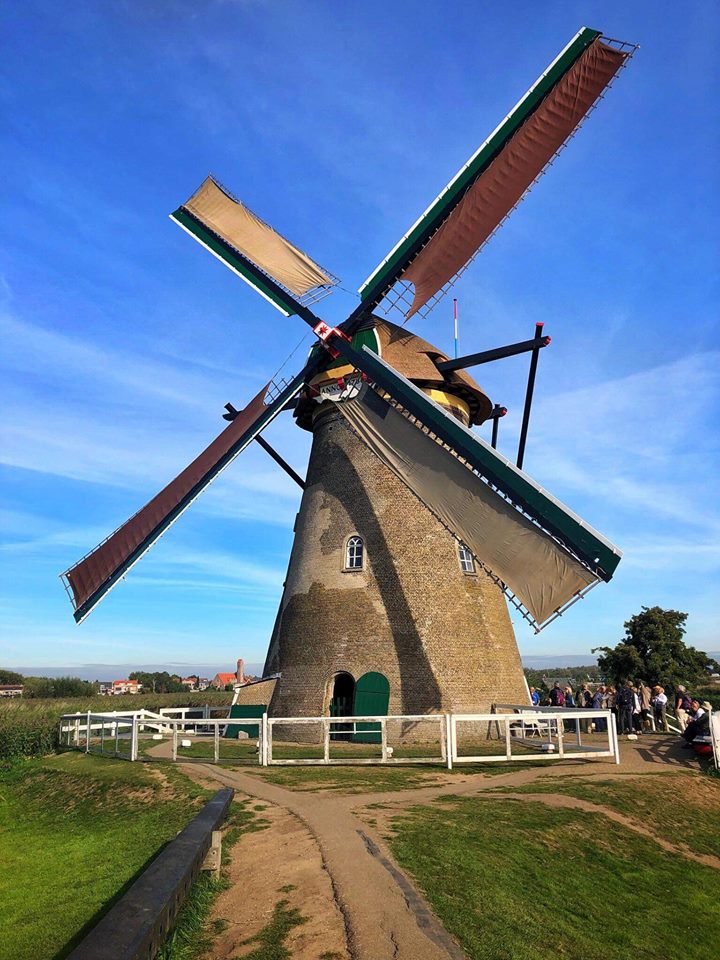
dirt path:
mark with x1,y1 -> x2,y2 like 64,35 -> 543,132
173,735 -> 710,959
187,764 -> 467,960
213,801 -> 349,959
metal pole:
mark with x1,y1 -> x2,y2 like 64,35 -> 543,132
453,298 -> 459,359
516,322 -> 545,470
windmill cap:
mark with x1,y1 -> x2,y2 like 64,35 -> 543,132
297,316 -> 493,430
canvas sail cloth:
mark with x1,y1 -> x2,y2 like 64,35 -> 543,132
62,381 -> 287,622
338,385 -> 595,626
182,177 -> 333,297
401,40 -> 627,318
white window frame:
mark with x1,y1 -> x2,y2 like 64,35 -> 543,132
344,535 -> 365,571
457,541 -> 476,575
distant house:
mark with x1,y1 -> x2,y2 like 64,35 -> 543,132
112,679 -> 141,695
181,676 -> 198,691
0,684 -> 23,698
98,681 -> 112,696
211,673 -> 236,690
198,678 -> 210,691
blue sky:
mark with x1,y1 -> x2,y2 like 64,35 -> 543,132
1,0 -> 718,672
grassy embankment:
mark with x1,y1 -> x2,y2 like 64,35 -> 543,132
0,690 -> 233,760
0,751 -> 249,960
389,787 -> 720,960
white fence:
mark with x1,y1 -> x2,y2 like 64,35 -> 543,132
60,708 -> 621,768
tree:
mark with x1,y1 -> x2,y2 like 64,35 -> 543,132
129,671 -> 185,694
0,668 -> 24,684
593,606 -> 719,691
22,675 -> 97,698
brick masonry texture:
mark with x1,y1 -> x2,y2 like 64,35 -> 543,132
264,401 -> 529,723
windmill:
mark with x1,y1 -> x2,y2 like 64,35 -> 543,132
61,28 -> 636,722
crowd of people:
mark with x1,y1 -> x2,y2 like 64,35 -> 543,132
527,680 -> 713,742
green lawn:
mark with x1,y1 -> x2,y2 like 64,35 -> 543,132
0,754 -> 212,960
389,795 -> 720,960
244,763 -> 452,793
488,772 -> 720,859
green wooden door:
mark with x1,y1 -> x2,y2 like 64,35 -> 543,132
352,672 -> 390,743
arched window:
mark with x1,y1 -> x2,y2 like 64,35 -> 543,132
457,541 -> 475,574
345,535 -> 364,570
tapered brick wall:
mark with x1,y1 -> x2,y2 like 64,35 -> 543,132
264,403 -> 529,721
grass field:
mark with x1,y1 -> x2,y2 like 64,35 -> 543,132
0,754 -> 215,960
488,772 -> 720,859
0,691 -> 233,760
389,794 -> 720,960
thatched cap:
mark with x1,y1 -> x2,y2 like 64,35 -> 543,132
295,317 -> 492,430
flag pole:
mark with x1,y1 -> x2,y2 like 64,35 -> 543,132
453,298 -> 459,359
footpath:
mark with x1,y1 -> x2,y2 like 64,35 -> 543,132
170,734 -> 710,960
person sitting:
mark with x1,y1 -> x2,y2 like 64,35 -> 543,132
682,699 -> 707,744
529,686 -> 541,707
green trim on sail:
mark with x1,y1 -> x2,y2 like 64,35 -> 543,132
349,344 -> 621,581
171,207 -> 298,317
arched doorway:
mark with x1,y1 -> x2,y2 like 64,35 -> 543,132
353,672 -> 390,743
329,671 -> 355,741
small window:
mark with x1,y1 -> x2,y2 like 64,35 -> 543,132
458,541 -> 475,574
345,535 -> 364,570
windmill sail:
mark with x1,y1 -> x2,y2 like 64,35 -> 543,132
61,376 -> 305,623
171,176 -> 338,315
331,344 -> 621,626
338,384 -> 596,627
358,28 -> 632,319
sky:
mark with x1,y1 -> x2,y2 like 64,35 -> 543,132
1,0 -> 718,673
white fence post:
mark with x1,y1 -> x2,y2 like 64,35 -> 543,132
323,718 -> 330,764
262,714 -> 269,766
445,714 -> 453,770
85,710 -> 91,753
131,716 -> 139,761
611,712 -> 620,765
214,723 -> 220,763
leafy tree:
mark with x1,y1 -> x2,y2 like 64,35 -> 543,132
593,606 -> 719,691
129,671 -> 185,694
0,668 -> 24,684
22,676 -> 97,698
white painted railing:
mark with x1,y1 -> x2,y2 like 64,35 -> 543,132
60,708 -> 621,768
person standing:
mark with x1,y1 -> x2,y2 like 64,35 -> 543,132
529,686 -> 541,707
578,683 -> 593,733
549,683 -> 565,707
616,680 -> 635,735
592,684 -> 607,733
675,686 -> 692,731
638,681 -> 653,731
652,685 -> 669,732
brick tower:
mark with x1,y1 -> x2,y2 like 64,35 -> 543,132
261,318 -> 529,720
